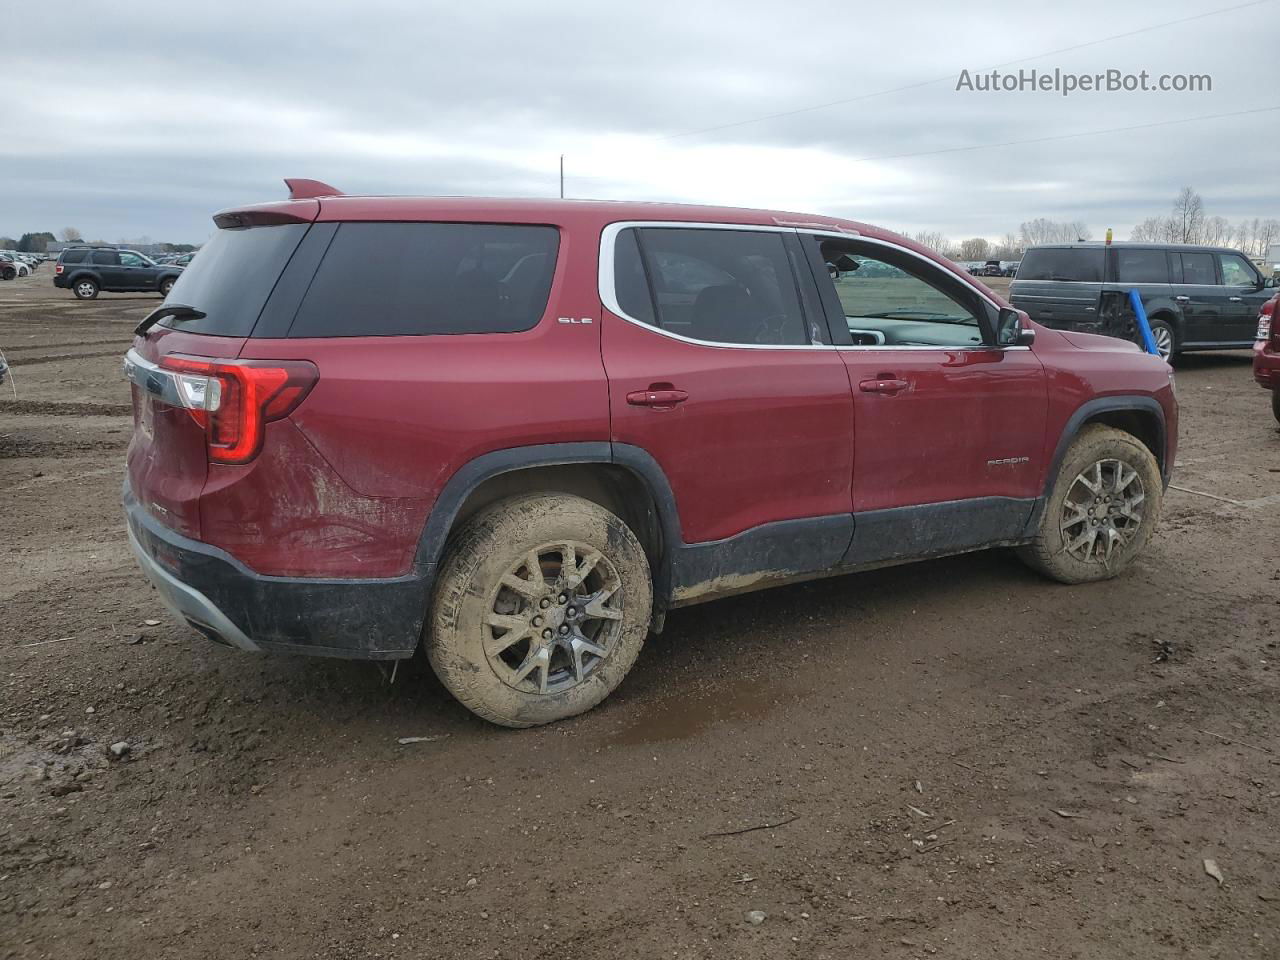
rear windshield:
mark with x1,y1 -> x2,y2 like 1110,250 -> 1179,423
1016,247 -> 1104,283
286,222 -> 560,337
159,224 -> 308,336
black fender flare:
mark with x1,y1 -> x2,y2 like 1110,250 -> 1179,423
1024,395 -> 1168,535
412,441 -> 684,619
65,270 -> 102,288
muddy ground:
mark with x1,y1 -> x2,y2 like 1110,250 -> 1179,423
1,274 -> 1278,960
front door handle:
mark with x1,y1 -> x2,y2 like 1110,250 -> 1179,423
627,387 -> 689,408
1228,296 -> 1243,302
1174,295 -> 1190,302
859,378 -> 909,395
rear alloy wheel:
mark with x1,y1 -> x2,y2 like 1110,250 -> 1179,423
159,278 -> 175,297
0,267 -> 13,281
73,279 -> 99,300
1017,425 -> 1162,584
1147,318 -> 1175,361
428,494 -> 652,727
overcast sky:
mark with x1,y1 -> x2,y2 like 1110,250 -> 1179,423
3,0 -> 1277,245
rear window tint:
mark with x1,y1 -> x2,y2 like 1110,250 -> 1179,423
288,223 -> 560,338
160,224 -> 308,336
91,250 -> 119,266
1115,248 -> 1170,283
627,228 -> 809,346
1180,252 -> 1216,285
60,249 -> 88,264
1016,248 -> 1104,282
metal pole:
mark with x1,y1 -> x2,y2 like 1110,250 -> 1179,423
559,154 -> 564,199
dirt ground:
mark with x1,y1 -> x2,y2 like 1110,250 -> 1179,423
1,273 -> 1278,960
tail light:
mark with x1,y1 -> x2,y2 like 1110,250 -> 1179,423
55,264 -> 64,274
158,355 -> 318,463
1258,298 -> 1275,344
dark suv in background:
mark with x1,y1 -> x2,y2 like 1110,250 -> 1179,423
54,246 -> 184,299
1010,242 -> 1276,360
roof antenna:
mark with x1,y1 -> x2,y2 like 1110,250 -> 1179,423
559,155 -> 565,200
284,179 -> 344,200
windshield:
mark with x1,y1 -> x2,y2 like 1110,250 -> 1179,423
159,224 -> 308,336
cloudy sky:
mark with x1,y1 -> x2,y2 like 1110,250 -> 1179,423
3,0 -> 1277,245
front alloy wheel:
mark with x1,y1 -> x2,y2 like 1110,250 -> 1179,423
1148,320 -> 1174,361
1058,458 -> 1145,567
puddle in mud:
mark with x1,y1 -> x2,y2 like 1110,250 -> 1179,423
605,676 -> 786,746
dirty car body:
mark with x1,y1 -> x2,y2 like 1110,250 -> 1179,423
123,183 -> 1179,725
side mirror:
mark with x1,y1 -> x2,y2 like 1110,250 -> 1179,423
996,307 -> 1034,347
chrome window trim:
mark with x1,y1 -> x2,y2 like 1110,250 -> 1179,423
598,220 -> 832,351
598,221 -> 1027,353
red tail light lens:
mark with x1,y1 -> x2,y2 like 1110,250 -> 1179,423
1258,298 -> 1275,344
55,264 -> 64,274
159,356 -> 318,464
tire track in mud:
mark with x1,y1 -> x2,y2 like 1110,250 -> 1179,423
0,433 -> 128,459
0,399 -> 133,417
5,349 -> 127,367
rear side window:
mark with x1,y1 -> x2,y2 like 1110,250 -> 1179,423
91,250 -> 119,266
1114,248 -> 1170,283
1016,247 -> 1104,282
288,223 -> 560,338
61,249 -> 88,264
617,227 -> 809,346
160,224 -> 308,336
1179,252 -> 1216,285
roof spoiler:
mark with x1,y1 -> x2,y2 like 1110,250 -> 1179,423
284,178 -> 344,200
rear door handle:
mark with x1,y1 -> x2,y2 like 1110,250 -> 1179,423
626,388 -> 689,408
1174,295 -> 1190,302
859,378 -> 909,395
1228,296 -> 1243,302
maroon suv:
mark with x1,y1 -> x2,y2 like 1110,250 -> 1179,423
124,180 -> 1178,727
1254,292 -> 1280,422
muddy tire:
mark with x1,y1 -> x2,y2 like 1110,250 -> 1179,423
1017,425 -> 1162,584
427,493 -> 652,728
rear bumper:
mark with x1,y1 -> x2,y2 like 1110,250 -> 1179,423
52,274 -> 70,288
124,484 -> 427,660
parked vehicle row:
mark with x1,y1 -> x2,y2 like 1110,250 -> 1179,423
0,251 -> 42,279
966,259 -> 1019,277
122,180 -> 1177,728
1009,242 -> 1276,361
53,245 -> 184,299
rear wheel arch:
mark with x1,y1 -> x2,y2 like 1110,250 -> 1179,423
417,443 -> 682,626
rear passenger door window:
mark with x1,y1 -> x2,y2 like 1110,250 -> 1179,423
1179,253 -> 1217,285
615,228 -> 813,346
1114,248 -> 1170,284
288,223 -> 560,337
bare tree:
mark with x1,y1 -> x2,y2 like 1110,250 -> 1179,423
1255,219 -> 1280,258
1020,218 -> 1092,247
60,227 -> 83,242
1171,187 -> 1205,243
992,232 -> 1022,259
909,230 -> 949,253
1129,217 -> 1168,242
957,237 -> 991,261
1200,215 -> 1230,247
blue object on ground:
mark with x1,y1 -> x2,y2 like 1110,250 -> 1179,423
1128,289 -> 1160,357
